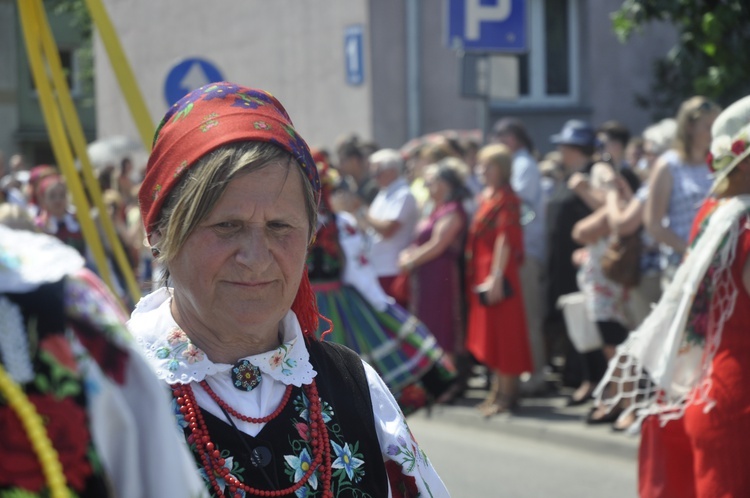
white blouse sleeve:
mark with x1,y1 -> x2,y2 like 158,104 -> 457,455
363,360 -> 451,497
337,212 -> 393,311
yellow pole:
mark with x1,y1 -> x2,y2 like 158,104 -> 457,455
30,0 -> 141,304
17,0 -> 116,292
83,0 -> 155,151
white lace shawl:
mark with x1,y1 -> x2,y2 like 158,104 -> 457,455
594,195 -> 750,429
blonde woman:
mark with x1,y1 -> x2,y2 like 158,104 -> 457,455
645,97 -> 721,287
464,144 -> 532,415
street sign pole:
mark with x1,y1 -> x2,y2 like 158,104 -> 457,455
447,0 -> 527,141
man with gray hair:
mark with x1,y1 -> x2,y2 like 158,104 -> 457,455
354,148 -> 418,305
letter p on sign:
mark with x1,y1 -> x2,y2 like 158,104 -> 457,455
465,0 -> 511,40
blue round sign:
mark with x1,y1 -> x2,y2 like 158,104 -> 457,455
164,58 -> 225,106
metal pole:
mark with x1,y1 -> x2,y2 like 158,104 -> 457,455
406,0 -> 421,140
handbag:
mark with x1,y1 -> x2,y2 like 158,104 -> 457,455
557,292 -> 603,353
389,271 -> 410,307
600,231 -> 642,288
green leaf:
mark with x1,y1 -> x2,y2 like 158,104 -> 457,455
57,380 -> 82,398
34,374 -> 51,393
0,487 -> 40,498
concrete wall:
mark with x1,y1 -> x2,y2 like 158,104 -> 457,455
368,0 -> 407,148
417,1 -> 481,137
96,0 -> 371,153
0,0 -> 19,158
586,0 -> 677,135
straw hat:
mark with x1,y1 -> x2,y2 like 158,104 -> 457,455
709,95 -> 750,192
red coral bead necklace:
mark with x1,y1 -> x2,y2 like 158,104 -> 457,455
174,380 -> 333,498
199,380 -> 293,424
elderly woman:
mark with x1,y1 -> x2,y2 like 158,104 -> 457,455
464,144 -> 533,416
597,95 -> 750,497
127,82 -> 447,497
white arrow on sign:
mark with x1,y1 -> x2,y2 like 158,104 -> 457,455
465,0 -> 512,41
181,62 -> 210,93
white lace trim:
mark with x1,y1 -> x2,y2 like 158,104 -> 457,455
0,225 -> 84,293
127,288 -> 316,386
0,296 -> 33,383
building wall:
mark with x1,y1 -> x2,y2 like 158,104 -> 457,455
488,0 -> 676,155
95,0 -> 676,158
96,0 -> 372,154
586,0 -> 677,135
368,0 -> 407,149
0,0 -> 96,165
0,0 -> 19,158
417,1 -> 481,138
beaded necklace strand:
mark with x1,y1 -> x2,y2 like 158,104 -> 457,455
199,381 -> 293,423
0,363 -> 69,498
174,380 -> 333,498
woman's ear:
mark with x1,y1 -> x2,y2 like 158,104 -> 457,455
148,230 -> 163,256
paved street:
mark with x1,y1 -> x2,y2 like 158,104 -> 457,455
405,388 -> 639,497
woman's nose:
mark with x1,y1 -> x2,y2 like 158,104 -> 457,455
235,227 -> 273,271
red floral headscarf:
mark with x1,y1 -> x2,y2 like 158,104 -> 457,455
139,81 -> 320,240
139,81 -> 323,338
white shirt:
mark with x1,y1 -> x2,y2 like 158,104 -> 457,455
367,177 -> 418,277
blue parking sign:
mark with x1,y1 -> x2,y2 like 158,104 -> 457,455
447,0 -> 527,52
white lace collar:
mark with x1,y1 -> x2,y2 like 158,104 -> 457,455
127,288 -> 316,386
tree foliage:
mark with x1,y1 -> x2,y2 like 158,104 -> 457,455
613,0 -> 750,118
43,0 -> 94,106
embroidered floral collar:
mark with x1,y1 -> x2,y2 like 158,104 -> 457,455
127,288 -> 316,386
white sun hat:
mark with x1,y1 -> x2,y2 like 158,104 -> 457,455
709,95 -> 750,193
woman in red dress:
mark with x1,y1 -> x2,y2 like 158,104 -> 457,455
596,95 -> 750,497
465,144 -> 533,416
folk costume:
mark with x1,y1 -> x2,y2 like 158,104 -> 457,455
596,96 -> 750,498
131,82 -> 448,497
0,225 -> 205,498
309,157 -> 456,415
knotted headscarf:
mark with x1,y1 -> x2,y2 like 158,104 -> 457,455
138,81 -> 322,338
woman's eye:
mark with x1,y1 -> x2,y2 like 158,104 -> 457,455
268,221 -> 291,231
214,221 -> 241,231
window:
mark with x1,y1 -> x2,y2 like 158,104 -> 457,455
29,47 -> 83,97
495,0 -> 580,106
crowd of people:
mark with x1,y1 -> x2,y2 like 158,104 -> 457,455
3,83 -> 750,496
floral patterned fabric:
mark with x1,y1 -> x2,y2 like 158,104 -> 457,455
1,268 -> 206,498
128,288 -> 450,497
1,225 -> 204,497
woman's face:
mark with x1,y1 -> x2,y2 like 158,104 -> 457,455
477,160 -> 501,187
425,171 -> 449,203
42,182 -> 68,218
169,162 -> 310,342
690,112 -> 718,157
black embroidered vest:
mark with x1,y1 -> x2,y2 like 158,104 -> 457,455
182,340 -> 389,497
